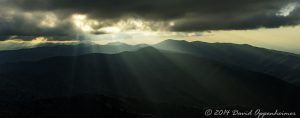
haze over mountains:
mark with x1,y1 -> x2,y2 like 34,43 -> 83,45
1,39 -> 300,85
155,40 -> 300,86
0,40 -> 300,117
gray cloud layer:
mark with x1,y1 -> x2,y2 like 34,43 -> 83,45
0,0 -> 299,40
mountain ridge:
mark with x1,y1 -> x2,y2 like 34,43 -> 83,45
1,47 -> 299,106
1,46 -> 299,117
1,39 -> 300,86
153,40 -> 300,86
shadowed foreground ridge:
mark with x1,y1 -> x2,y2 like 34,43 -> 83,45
0,46 -> 299,117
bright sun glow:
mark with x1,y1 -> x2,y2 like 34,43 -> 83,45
98,27 -> 122,33
31,37 -> 48,43
71,14 -> 98,32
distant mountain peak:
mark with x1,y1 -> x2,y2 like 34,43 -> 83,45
162,39 -> 189,43
106,42 -> 129,46
131,46 -> 160,54
156,39 -> 191,47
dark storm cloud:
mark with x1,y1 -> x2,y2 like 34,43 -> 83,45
4,0 -> 295,19
0,15 -> 73,36
172,12 -> 300,31
0,7 -> 79,40
0,0 -> 300,39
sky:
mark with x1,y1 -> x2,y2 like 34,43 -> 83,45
0,0 -> 299,53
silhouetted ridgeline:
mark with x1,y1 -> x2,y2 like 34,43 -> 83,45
0,46 -> 299,117
154,40 -> 300,86
1,40 -> 300,86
